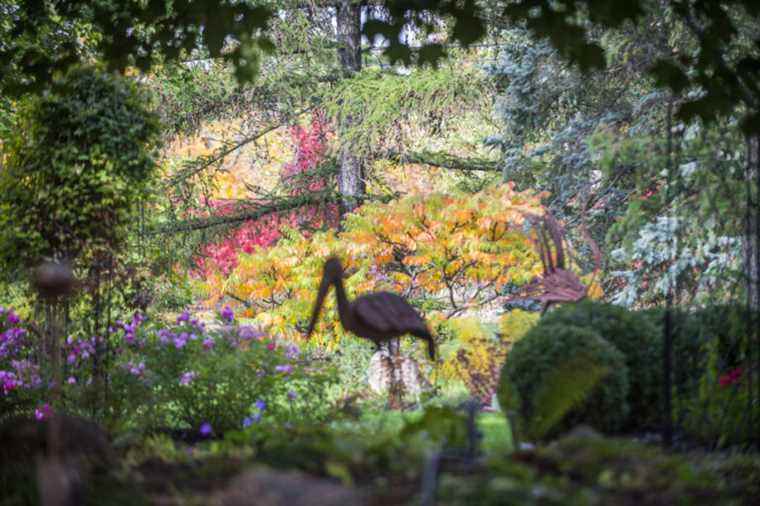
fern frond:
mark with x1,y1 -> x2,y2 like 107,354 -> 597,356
528,353 -> 609,440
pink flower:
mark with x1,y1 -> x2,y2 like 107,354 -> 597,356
719,367 -> 744,388
267,342 -> 276,351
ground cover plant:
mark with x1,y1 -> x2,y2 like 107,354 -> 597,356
1,1 -> 760,504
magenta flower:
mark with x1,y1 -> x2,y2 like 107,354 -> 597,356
0,370 -> 19,394
719,367 -> 744,388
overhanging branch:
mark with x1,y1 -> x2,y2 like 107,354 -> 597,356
380,150 -> 501,172
150,191 -> 338,234
166,106 -> 314,187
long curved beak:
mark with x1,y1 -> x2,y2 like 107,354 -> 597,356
306,272 -> 331,338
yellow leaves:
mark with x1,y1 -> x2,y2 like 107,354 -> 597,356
585,279 -> 604,300
498,309 -> 539,343
403,254 -> 432,267
202,184 -> 549,348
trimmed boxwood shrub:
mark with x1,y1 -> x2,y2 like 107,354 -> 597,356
541,301 -> 661,431
501,323 -> 630,437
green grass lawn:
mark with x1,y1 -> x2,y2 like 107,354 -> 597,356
331,407 -> 513,455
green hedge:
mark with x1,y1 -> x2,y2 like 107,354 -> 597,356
542,301 -> 661,431
501,323 -> 630,438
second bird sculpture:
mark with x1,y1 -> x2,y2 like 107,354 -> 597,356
306,257 -> 436,360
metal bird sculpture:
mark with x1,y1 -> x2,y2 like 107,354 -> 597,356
306,257 -> 436,360
511,213 -> 601,314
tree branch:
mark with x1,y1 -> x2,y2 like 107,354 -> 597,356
150,191 -> 337,234
166,107 -> 314,187
379,150 -> 501,172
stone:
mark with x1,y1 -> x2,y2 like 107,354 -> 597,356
218,468 -> 363,506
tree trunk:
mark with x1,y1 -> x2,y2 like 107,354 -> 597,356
745,135 -> 760,310
744,134 -> 760,445
336,1 -> 365,216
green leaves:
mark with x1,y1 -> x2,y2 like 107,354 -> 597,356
0,1 -> 274,96
380,0 -> 760,134
0,66 -> 160,269
650,60 -> 690,96
527,353 -> 609,440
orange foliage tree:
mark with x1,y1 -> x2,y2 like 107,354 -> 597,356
202,183 -> 546,356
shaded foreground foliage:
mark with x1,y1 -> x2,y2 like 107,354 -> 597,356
2,411 -> 759,505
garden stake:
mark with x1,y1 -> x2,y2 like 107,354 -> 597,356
419,398 -> 484,506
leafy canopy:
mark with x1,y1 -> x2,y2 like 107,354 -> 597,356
0,66 -> 160,269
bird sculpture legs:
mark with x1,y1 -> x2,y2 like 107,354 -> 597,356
384,338 -> 405,409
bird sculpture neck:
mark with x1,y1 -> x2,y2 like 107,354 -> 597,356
330,270 -> 353,331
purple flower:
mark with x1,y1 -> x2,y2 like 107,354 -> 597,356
179,371 -> 197,386
287,390 -> 297,401
67,376 -> 77,385
285,344 -> 300,360
176,310 -> 190,324
202,337 -> 215,350
7,312 -> 20,325
0,370 -> 19,394
35,403 -> 53,421
220,305 -> 234,323
157,328 -> 174,345
127,361 -> 145,377
254,399 -> 266,411
173,334 -> 188,350
274,364 -> 293,375
199,422 -> 212,437
242,416 -> 254,428
238,326 -> 265,341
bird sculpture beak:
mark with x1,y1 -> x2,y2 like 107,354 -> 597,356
306,270 -> 331,337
